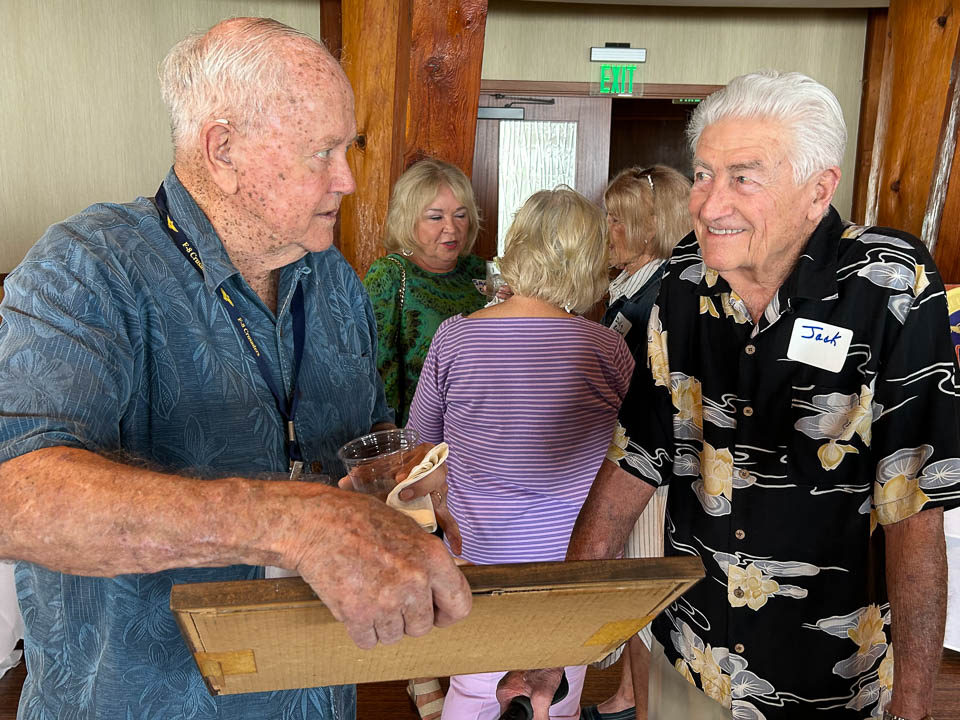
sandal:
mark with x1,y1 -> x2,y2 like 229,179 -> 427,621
407,677 -> 444,720
580,705 -> 636,720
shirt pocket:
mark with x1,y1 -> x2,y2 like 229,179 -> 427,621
336,351 -> 372,376
788,382 -> 871,485
328,351 -> 376,409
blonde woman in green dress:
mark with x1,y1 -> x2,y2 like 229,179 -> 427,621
363,159 -> 486,428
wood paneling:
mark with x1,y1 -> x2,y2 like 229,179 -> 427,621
865,0 -> 960,239
933,28 -> 960,282
609,98 -> 698,180
403,1 -> 488,175
935,125 -> 960,283
923,19 -> 960,261
339,0 -> 488,278
851,8 -> 887,224
471,107 -> 501,259
470,93 -> 611,259
338,0 -> 409,278
319,0 -> 342,60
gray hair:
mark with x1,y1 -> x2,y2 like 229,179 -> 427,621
686,70 -> 847,184
158,17 -> 326,148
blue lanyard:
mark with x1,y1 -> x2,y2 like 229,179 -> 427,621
154,183 -> 305,470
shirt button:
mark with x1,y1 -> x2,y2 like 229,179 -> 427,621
735,529 -> 746,540
742,406 -> 754,417
734,643 -> 745,654
311,461 -> 324,474
738,468 -> 750,480
733,588 -> 745,599
745,344 -> 756,355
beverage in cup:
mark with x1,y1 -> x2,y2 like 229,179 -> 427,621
337,428 -> 420,500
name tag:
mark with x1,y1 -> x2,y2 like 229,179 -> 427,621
610,312 -> 632,338
786,317 -> 852,373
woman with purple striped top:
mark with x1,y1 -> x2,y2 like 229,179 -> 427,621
407,187 -> 635,719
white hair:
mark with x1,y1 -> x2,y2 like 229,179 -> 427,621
687,70 -> 847,184
158,17 -> 326,148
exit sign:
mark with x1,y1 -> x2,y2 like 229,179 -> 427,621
598,64 -> 637,95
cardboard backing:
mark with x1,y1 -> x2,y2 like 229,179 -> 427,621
170,557 -> 704,695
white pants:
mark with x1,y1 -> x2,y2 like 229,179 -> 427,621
441,665 -> 587,720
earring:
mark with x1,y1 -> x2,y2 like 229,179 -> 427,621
401,248 -> 414,257
564,302 -> 574,313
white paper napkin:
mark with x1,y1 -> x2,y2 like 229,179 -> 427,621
386,443 -> 448,532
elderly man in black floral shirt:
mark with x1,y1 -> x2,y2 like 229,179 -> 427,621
547,72 -> 960,720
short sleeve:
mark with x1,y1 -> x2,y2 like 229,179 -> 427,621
0,245 -> 135,462
870,265 -> 960,525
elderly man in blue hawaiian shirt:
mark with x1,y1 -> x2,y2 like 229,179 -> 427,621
0,17 -> 470,720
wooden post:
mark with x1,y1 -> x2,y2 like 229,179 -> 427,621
337,0 -> 489,278
861,1 -> 960,243
319,0 -> 343,60
851,9 -> 887,225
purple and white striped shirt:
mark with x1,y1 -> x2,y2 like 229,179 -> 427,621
407,314 -> 634,564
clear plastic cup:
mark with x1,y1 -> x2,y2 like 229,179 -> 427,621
337,428 -> 420,500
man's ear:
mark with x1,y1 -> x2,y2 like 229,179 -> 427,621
202,121 -> 238,195
808,166 -> 841,221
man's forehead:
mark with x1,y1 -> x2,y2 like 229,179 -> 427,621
694,117 -> 790,170
270,65 -> 354,129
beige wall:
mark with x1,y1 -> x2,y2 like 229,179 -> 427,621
0,0 -> 320,273
483,1 -> 867,216
1,2 -> 868,272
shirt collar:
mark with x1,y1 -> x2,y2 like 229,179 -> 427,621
161,167 -> 243,295
778,206 -> 842,302
608,259 -> 666,305
694,206 -> 843,302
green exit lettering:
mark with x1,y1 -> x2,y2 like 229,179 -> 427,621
599,64 -> 636,94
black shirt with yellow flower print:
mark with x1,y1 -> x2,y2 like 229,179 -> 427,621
617,207 -> 960,718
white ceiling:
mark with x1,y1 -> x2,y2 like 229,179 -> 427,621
520,1 -> 887,7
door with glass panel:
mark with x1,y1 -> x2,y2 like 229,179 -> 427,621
471,94 -> 612,259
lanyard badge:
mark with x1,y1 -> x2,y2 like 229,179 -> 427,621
154,183 -> 306,470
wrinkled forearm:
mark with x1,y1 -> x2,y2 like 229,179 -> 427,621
884,507 -> 946,718
566,459 -> 656,561
0,446 -> 336,576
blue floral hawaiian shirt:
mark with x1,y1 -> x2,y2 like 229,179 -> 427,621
613,208 -> 960,718
0,169 -> 391,719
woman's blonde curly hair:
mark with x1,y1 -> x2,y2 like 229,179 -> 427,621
383,159 -> 480,256
499,186 -> 609,315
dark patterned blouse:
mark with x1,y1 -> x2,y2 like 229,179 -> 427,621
614,208 -> 960,718
364,253 -> 486,425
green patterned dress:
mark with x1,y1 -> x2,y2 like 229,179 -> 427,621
363,253 -> 486,425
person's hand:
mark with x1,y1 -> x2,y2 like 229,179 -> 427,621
338,442 -> 463,555
394,444 -> 463,556
292,488 -> 472,650
496,668 -> 564,720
